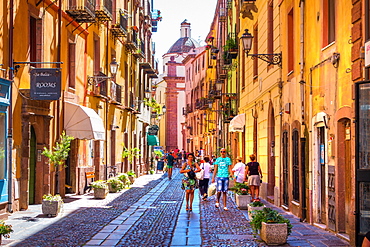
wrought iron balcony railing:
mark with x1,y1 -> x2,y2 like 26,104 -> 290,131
65,0 -> 96,23
111,9 -> 128,37
95,0 -> 113,21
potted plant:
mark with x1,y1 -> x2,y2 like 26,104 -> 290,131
248,200 -> 265,220
122,146 -> 142,171
107,177 -> 124,193
127,170 -> 137,184
250,207 -> 293,245
42,194 -> 63,217
42,131 -> 74,194
117,173 -> 131,187
0,220 -> 13,244
91,180 -> 109,199
229,183 -> 251,209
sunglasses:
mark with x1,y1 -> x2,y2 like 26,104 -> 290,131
220,151 -> 226,153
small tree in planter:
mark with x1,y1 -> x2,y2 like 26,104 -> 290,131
122,146 -> 141,177
42,194 -> 63,217
0,220 -> 13,244
250,207 -> 293,245
42,131 -> 74,194
91,180 -> 109,199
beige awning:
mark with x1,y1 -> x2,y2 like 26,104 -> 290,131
64,102 -> 105,140
229,113 -> 245,132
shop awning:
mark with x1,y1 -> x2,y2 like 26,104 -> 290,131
147,135 -> 159,146
229,113 -> 245,132
64,102 -> 105,140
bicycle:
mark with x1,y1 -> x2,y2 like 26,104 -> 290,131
107,165 -> 117,178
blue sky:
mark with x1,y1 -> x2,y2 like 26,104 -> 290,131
152,0 -> 217,66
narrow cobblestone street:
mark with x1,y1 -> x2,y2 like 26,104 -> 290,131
2,170 -> 351,247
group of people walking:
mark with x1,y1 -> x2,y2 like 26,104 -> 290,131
177,148 -> 263,212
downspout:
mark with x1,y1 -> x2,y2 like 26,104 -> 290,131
55,0 -> 62,195
8,0 -> 14,213
105,20 -> 109,180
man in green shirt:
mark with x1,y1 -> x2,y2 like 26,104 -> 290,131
212,148 -> 233,210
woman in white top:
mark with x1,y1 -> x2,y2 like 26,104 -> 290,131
198,156 -> 211,201
232,156 -> 246,184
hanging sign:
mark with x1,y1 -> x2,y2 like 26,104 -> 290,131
148,125 -> 159,135
30,68 -> 61,100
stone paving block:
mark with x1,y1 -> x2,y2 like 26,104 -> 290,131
101,239 -> 120,246
106,233 -> 124,240
85,239 -> 104,245
171,236 -> 188,246
91,232 -> 109,240
187,235 -> 202,245
286,240 -> 312,246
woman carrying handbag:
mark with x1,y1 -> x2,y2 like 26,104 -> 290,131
180,153 -> 201,212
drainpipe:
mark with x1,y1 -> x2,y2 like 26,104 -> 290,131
7,0 -> 14,213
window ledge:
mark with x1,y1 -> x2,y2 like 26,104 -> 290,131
321,41 -> 336,52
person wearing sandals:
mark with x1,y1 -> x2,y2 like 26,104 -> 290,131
245,154 -> 263,202
180,153 -> 201,212
199,156 -> 211,201
211,148 -> 233,211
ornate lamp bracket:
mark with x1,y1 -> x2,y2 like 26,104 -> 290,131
249,52 -> 282,67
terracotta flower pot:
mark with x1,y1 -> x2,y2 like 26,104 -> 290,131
260,222 -> 288,245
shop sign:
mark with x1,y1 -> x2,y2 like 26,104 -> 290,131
148,125 -> 159,135
365,40 -> 370,67
30,68 -> 61,100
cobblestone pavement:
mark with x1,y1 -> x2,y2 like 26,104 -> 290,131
2,170 -> 352,247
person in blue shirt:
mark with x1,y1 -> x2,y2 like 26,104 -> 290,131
211,148 -> 233,211
165,152 -> 175,180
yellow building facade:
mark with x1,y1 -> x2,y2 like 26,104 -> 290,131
0,0 -> 159,216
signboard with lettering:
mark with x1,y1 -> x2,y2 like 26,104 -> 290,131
148,125 -> 159,135
30,68 -> 61,100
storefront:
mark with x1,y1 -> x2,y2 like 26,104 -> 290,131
355,81 -> 370,245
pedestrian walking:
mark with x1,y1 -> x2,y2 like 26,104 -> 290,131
245,154 -> 263,202
199,156 -> 211,201
232,156 -> 245,184
180,153 -> 201,211
211,148 -> 233,211
156,157 -> 165,173
177,151 -> 183,167
165,151 -> 175,180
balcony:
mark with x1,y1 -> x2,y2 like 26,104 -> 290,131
224,33 -> 238,59
95,0 -> 112,21
219,7 -> 227,22
111,9 -> 128,37
65,0 -> 96,23
126,29 -> 138,51
186,104 -> 193,114
140,55 -> 158,78
133,40 -> 145,59
221,95 -> 237,123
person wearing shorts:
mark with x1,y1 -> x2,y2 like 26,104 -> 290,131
165,152 -> 175,180
245,154 -> 263,202
212,148 -> 232,211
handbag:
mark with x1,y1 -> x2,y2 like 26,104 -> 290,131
196,164 -> 204,180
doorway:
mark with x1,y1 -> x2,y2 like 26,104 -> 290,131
29,127 -> 36,204
317,126 -> 326,224
267,103 -> 275,199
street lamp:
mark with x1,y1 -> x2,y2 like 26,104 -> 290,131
162,105 -> 166,114
215,80 -> 223,91
109,58 -> 119,76
145,89 -> 151,99
240,29 -> 282,67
